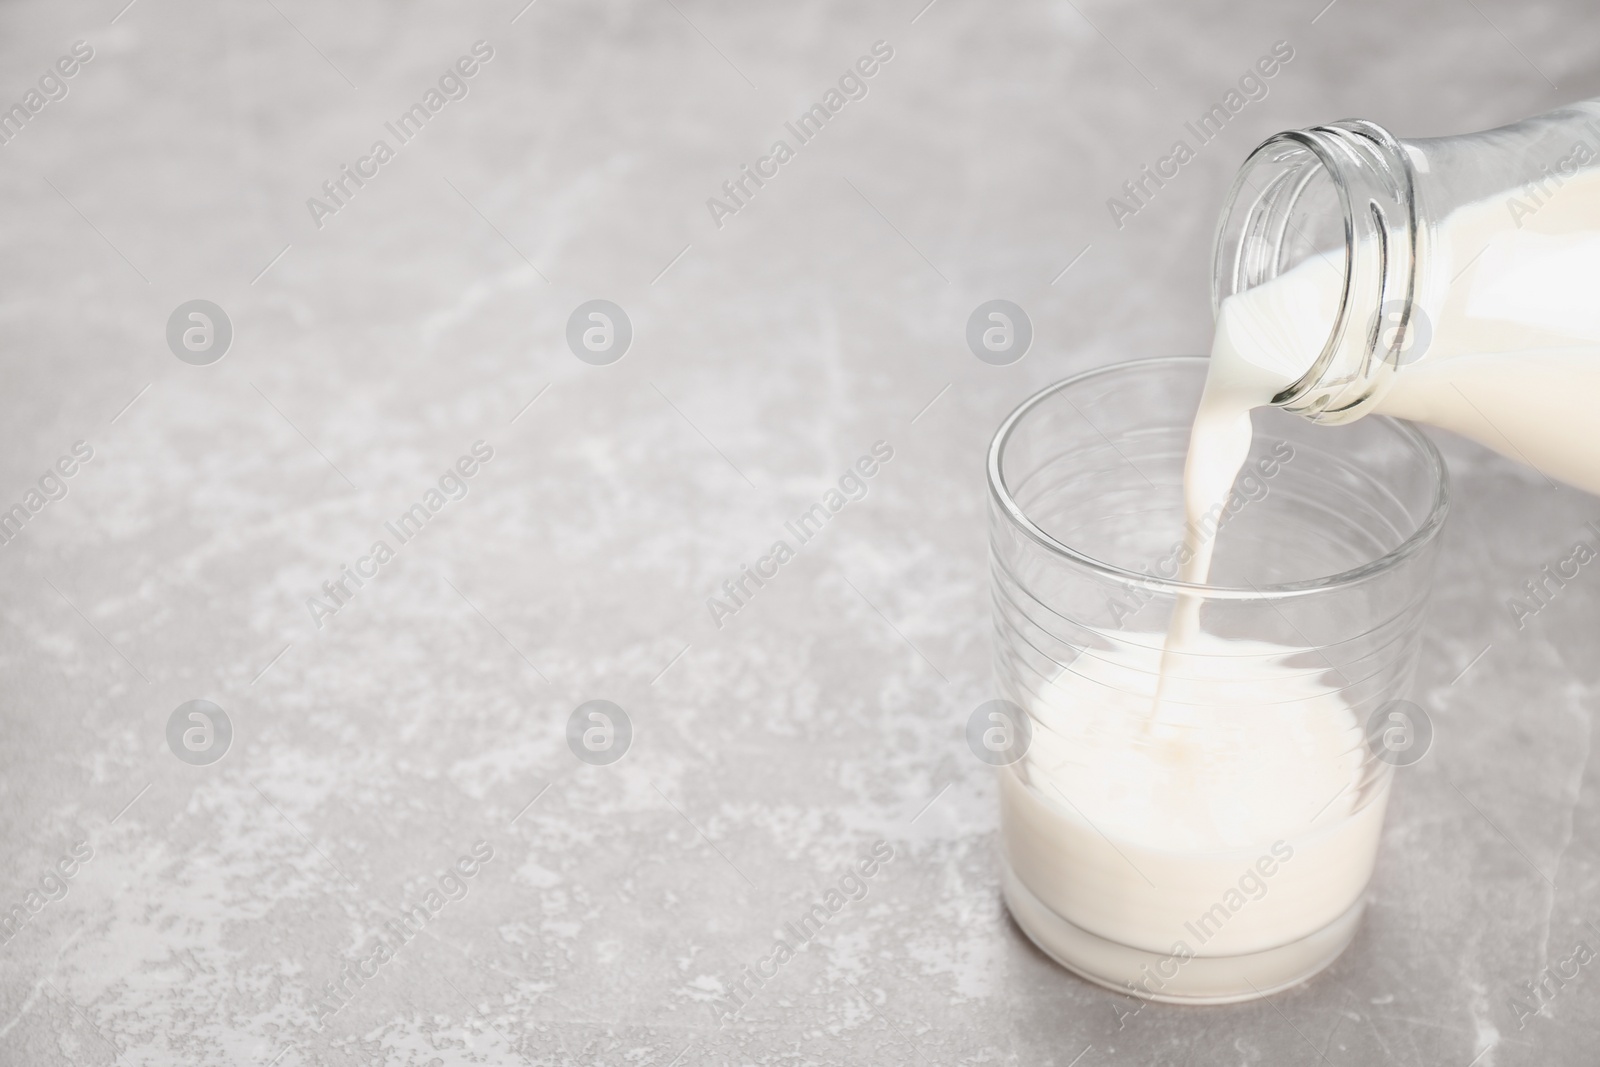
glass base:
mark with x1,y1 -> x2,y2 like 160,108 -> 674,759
1000,858 -> 1364,1005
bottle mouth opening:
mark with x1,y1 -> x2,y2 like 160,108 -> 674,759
1213,136 -> 1351,405
1212,121 -> 1420,423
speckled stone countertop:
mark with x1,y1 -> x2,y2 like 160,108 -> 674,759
3,1 -> 1600,1064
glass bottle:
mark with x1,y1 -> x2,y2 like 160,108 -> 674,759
1212,98 -> 1600,491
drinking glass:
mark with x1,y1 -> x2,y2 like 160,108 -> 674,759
987,356 -> 1448,1003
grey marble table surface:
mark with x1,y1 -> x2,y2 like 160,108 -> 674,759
3,1 -> 1600,1064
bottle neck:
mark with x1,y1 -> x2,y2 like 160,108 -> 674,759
1213,120 -> 1424,424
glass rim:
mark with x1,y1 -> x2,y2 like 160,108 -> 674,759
986,355 -> 1451,601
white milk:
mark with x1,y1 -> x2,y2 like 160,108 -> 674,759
1002,636 -> 1379,959
1006,169 -> 1600,994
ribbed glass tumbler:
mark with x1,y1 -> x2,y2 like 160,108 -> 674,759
986,356 -> 1448,1004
